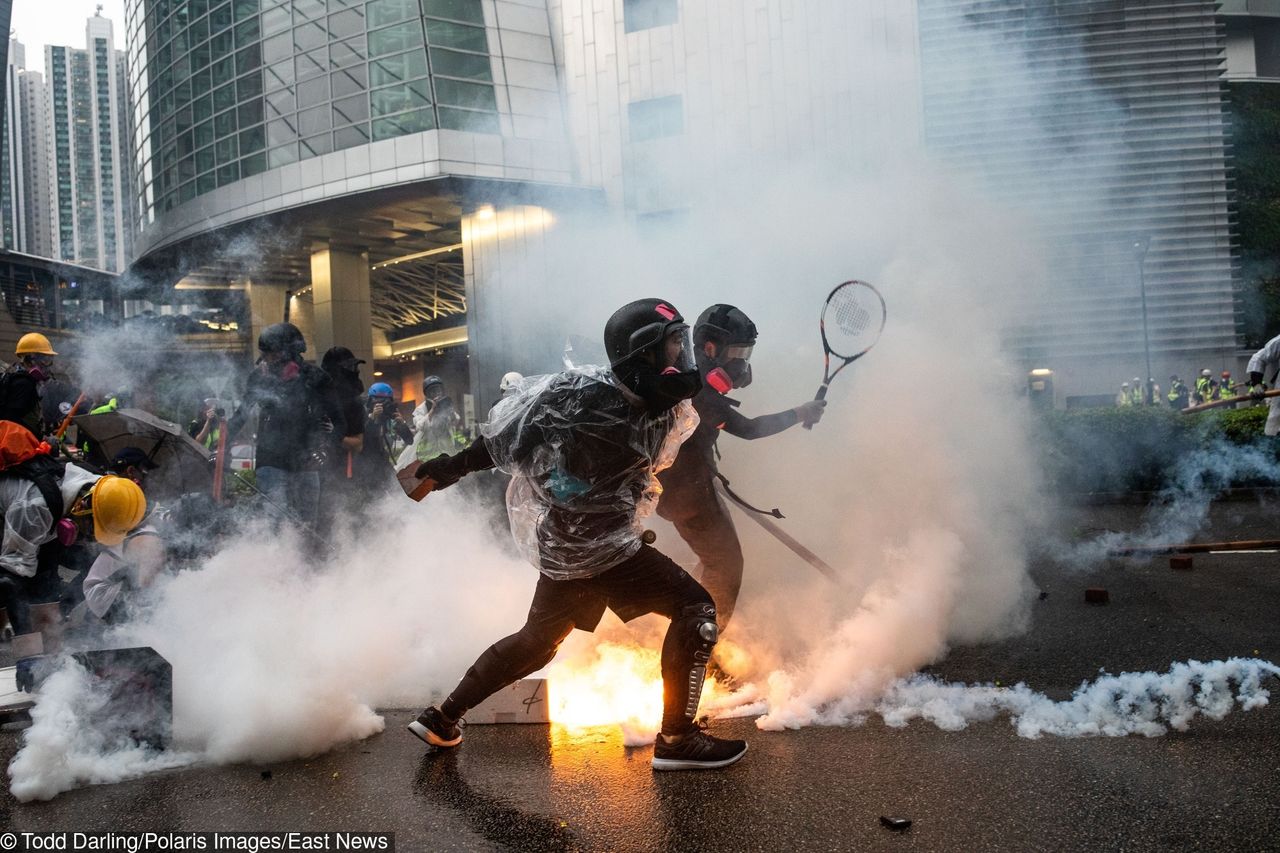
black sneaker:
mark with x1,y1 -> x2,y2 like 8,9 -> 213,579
407,706 -> 462,748
651,725 -> 747,771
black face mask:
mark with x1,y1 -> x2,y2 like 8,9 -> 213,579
619,362 -> 702,413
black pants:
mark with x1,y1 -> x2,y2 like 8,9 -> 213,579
0,544 -> 65,634
658,486 -> 744,631
442,544 -> 717,735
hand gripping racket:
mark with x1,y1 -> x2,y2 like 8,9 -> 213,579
806,280 -> 886,428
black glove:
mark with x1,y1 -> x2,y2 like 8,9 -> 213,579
414,454 -> 462,490
1249,372 -> 1267,399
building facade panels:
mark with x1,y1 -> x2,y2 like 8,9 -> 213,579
919,0 -> 1239,372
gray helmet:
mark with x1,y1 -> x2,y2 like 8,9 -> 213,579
422,375 -> 445,400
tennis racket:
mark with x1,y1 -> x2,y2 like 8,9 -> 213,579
805,280 -> 886,428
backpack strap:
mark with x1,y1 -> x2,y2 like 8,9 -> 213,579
10,455 -> 67,526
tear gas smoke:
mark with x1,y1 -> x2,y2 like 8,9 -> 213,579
1064,442 -> 1280,566
5,1 -> 1246,798
8,661 -> 194,802
8,493 -> 536,800
712,657 -> 1280,739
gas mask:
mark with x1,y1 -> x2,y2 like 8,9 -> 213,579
25,356 -> 53,383
704,343 -> 754,393
55,517 -> 78,547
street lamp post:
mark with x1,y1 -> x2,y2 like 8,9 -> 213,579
1134,236 -> 1153,404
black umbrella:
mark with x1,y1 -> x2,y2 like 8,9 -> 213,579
72,408 -> 213,496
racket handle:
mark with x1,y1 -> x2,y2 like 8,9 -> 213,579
804,384 -> 829,430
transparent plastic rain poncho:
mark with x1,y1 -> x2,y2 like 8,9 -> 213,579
481,365 -> 698,580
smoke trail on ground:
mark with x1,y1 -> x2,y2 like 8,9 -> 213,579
1064,442 -> 1280,566
710,658 -> 1280,739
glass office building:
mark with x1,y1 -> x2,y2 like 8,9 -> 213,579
126,0 -> 510,229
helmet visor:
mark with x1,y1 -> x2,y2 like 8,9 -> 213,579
722,344 -> 754,362
662,326 -> 696,373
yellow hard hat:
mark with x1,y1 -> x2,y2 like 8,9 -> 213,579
89,475 -> 146,546
15,332 -> 56,356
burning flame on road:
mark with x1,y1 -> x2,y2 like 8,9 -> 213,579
547,641 -> 729,744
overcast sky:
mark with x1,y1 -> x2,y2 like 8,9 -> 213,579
10,0 -> 128,66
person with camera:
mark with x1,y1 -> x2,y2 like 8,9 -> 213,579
224,322 -> 340,529
188,398 -> 225,450
354,382 -> 412,498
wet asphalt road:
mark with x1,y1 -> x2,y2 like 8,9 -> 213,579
2,499 -> 1280,851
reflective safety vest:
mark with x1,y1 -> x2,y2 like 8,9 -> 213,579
1195,377 -> 1211,401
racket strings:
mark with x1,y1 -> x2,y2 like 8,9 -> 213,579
832,294 -> 874,336
824,286 -> 882,356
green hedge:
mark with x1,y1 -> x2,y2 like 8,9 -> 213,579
1035,404 -> 1276,493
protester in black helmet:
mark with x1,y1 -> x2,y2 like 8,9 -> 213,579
224,323 -> 340,529
407,298 -> 747,771
318,346 -> 368,520
657,304 -> 825,636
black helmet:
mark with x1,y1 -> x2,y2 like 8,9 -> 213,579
604,299 -> 701,412
258,322 -> 306,358
694,304 -> 757,389
603,298 -> 689,368
693,304 -> 757,348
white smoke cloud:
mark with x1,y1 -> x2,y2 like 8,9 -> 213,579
7,661 -> 194,803
8,490 -> 535,800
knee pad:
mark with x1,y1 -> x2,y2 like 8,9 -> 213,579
673,602 -> 717,720
677,602 -> 718,663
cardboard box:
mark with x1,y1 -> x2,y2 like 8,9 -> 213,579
466,678 -> 549,725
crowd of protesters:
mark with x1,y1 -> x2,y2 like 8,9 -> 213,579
0,322 -> 481,660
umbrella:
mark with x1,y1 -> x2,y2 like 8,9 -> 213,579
72,408 -> 214,496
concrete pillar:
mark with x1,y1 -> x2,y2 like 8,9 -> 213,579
288,292 -> 315,352
310,244 -> 373,385
245,278 -> 287,361
463,204 -> 561,416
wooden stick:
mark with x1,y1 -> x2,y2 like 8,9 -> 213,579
1109,539 -> 1280,557
211,417 -> 227,502
1181,389 -> 1280,414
